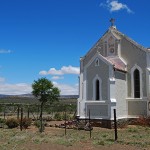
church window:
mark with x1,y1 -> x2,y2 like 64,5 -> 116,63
95,79 -> 100,100
134,69 -> 140,98
131,65 -> 143,98
93,75 -> 102,101
95,58 -> 99,66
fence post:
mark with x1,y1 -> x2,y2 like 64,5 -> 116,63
3,105 -> 6,119
20,107 -> 23,131
89,109 -> 91,138
39,103 -> 44,133
65,106 -> 67,136
37,105 -> 40,120
17,106 -> 20,119
114,109 -> 118,141
27,106 -> 30,119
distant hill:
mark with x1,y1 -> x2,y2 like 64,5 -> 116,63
0,94 -> 79,99
0,94 -> 78,104
59,95 -> 79,99
0,94 -> 10,98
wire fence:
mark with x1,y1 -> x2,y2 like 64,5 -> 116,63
0,103 -> 76,121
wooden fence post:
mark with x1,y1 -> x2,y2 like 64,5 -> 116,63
114,109 -> 118,141
65,106 -> 67,136
3,106 -> 6,119
37,105 -> 40,120
40,103 -> 44,133
17,106 -> 20,119
20,107 -> 23,131
27,106 -> 30,119
89,109 -> 91,138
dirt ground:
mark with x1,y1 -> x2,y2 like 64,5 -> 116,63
19,121 -> 149,150
21,143 -> 143,150
1,121 -> 150,150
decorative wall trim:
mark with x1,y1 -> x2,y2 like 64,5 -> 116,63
84,52 -> 112,70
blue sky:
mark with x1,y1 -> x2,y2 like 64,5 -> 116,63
0,0 -> 150,95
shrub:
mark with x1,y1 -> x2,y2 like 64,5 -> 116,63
54,112 -> 73,121
42,116 -> 53,121
54,113 -> 62,121
62,113 -> 72,121
5,118 -> 19,128
117,119 -> 129,128
0,118 -> 5,128
19,117 -> 32,129
34,120 -> 45,132
134,116 -> 150,126
0,118 -> 5,124
34,120 -> 41,128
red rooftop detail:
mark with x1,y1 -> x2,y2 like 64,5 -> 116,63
106,56 -> 126,72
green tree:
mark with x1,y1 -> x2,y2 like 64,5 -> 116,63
32,77 -> 60,132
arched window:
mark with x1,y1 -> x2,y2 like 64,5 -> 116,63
93,75 -> 102,100
95,79 -> 100,100
134,69 -> 140,98
95,58 -> 99,66
131,65 -> 143,98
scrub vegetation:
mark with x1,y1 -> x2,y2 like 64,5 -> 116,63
0,124 -> 150,150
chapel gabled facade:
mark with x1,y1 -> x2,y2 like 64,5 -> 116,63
77,21 -> 150,128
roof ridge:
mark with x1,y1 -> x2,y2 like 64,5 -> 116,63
82,29 -> 110,59
113,29 -> 147,51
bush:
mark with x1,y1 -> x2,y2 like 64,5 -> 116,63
0,118 -> 5,124
62,113 -> 72,121
34,120 -> 45,132
34,120 -> 41,128
54,113 -> 62,121
5,118 -> 19,128
133,116 -> 150,126
19,117 -> 32,129
42,116 -> 53,121
53,112 -> 73,121
0,118 -> 5,128
117,119 -> 129,128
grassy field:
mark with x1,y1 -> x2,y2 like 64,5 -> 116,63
0,124 -> 150,150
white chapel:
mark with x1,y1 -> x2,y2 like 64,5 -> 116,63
77,19 -> 150,127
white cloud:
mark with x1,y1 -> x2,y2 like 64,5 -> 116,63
51,76 -> 64,80
61,66 -> 79,74
39,70 -> 48,75
0,80 -> 78,95
0,83 -> 32,95
48,68 -> 64,75
0,65 -> 79,95
39,65 -> 80,76
0,49 -> 13,54
0,77 -> 5,82
53,82 -> 78,95
100,0 -> 133,13
39,65 -> 79,95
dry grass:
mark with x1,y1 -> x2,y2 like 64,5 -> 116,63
0,124 -> 150,150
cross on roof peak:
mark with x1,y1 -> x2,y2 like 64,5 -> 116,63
110,18 -> 115,27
